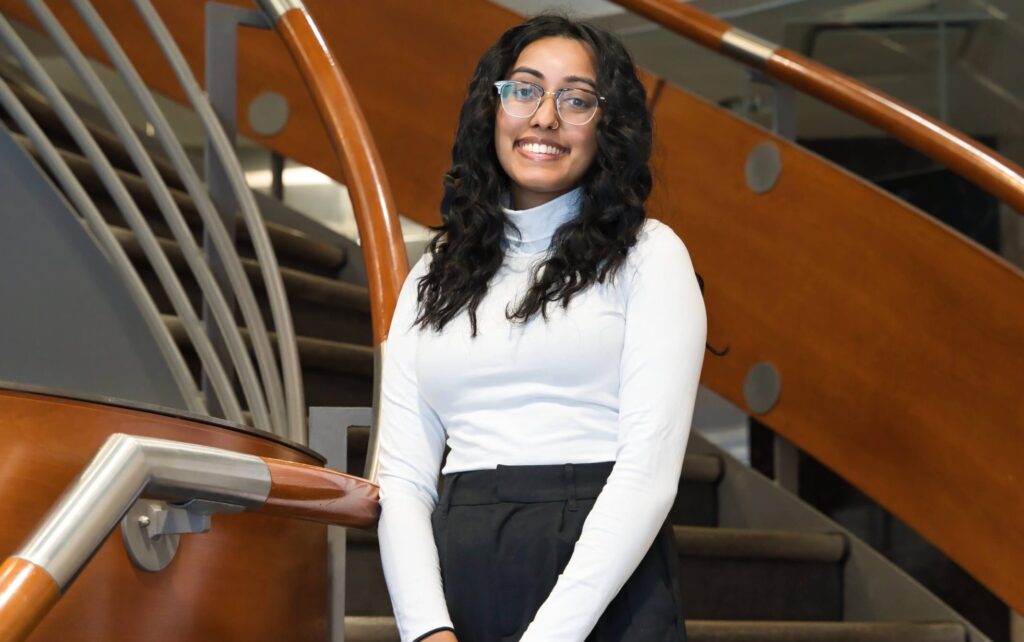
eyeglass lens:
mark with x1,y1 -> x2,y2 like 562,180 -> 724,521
498,81 -> 599,125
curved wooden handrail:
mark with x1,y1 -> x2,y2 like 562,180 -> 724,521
258,1 -> 410,345
0,431 -> 379,642
611,0 -> 1024,215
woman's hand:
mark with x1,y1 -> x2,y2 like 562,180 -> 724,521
421,631 -> 458,642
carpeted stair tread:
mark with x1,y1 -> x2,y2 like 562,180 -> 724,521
341,425 -> 719,483
0,69 -> 185,190
676,525 -> 846,562
343,616 -> 966,642
684,620 -> 967,641
343,523 -> 844,620
112,225 -> 369,313
346,523 -> 844,564
13,132 -> 345,272
162,314 -> 372,377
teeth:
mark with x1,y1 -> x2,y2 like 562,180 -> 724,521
519,142 -> 565,156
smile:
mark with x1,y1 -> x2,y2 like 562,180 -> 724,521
515,140 -> 569,161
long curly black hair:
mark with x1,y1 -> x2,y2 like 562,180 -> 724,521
413,13 -> 724,356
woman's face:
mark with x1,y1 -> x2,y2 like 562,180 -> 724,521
495,36 -> 601,210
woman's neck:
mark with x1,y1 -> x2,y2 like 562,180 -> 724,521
510,185 -> 575,211
500,185 -> 584,255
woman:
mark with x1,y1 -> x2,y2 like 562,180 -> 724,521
376,13 -> 708,642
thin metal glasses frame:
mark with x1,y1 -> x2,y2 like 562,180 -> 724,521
494,79 -> 605,125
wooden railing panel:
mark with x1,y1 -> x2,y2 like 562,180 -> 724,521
0,389 -> 327,641
645,83 -> 1024,610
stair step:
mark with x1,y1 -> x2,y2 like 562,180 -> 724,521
13,132 -> 345,275
162,315 -> 373,407
341,428 -> 719,479
343,616 -> 966,642
339,428 -> 719,528
685,620 -> 967,642
113,225 -> 371,344
677,526 -> 845,621
677,525 -> 845,562
344,524 -> 844,621
0,68 -> 185,191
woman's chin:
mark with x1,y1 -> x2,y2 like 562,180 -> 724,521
509,170 -> 573,192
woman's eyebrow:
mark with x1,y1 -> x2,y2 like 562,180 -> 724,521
509,66 -> 598,90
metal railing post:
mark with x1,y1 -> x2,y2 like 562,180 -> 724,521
202,3 -> 273,421
309,406 -> 373,642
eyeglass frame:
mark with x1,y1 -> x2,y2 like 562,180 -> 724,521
493,79 -> 606,126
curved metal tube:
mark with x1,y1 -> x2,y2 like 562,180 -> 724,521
69,0 -> 288,435
30,0 -> 273,433
132,0 -> 305,443
0,15 -> 245,424
0,78 -> 205,415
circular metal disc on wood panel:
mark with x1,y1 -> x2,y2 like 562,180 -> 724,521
743,360 -> 781,414
248,91 -> 289,137
120,501 -> 179,572
745,141 -> 782,194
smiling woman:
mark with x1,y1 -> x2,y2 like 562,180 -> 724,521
375,13 -> 709,642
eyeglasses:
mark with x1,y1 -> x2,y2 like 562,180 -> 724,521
494,79 -> 605,126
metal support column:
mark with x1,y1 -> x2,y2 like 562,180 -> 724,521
748,69 -> 800,492
309,406 -> 374,642
202,3 -> 271,417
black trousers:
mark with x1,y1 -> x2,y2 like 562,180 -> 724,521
430,461 -> 687,641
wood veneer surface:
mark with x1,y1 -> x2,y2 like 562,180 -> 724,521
0,389 -> 326,641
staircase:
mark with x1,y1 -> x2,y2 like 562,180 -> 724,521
0,52 -> 980,642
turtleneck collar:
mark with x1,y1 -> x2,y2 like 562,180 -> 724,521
500,186 -> 584,255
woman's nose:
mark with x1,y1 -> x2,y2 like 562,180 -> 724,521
530,94 -> 560,128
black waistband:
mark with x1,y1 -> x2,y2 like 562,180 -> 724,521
439,461 -> 615,507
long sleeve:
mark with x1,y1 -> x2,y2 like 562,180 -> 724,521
376,254 -> 455,641
520,224 -> 708,641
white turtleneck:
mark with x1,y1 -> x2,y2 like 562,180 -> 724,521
376,186 -> 708,642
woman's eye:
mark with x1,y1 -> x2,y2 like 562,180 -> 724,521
513,88 -> 534,100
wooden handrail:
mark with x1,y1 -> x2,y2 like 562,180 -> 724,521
259,457 -> 381,525
0,559 -> 58,642
610,0 -> 1024,215
260,1 -> 410,345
